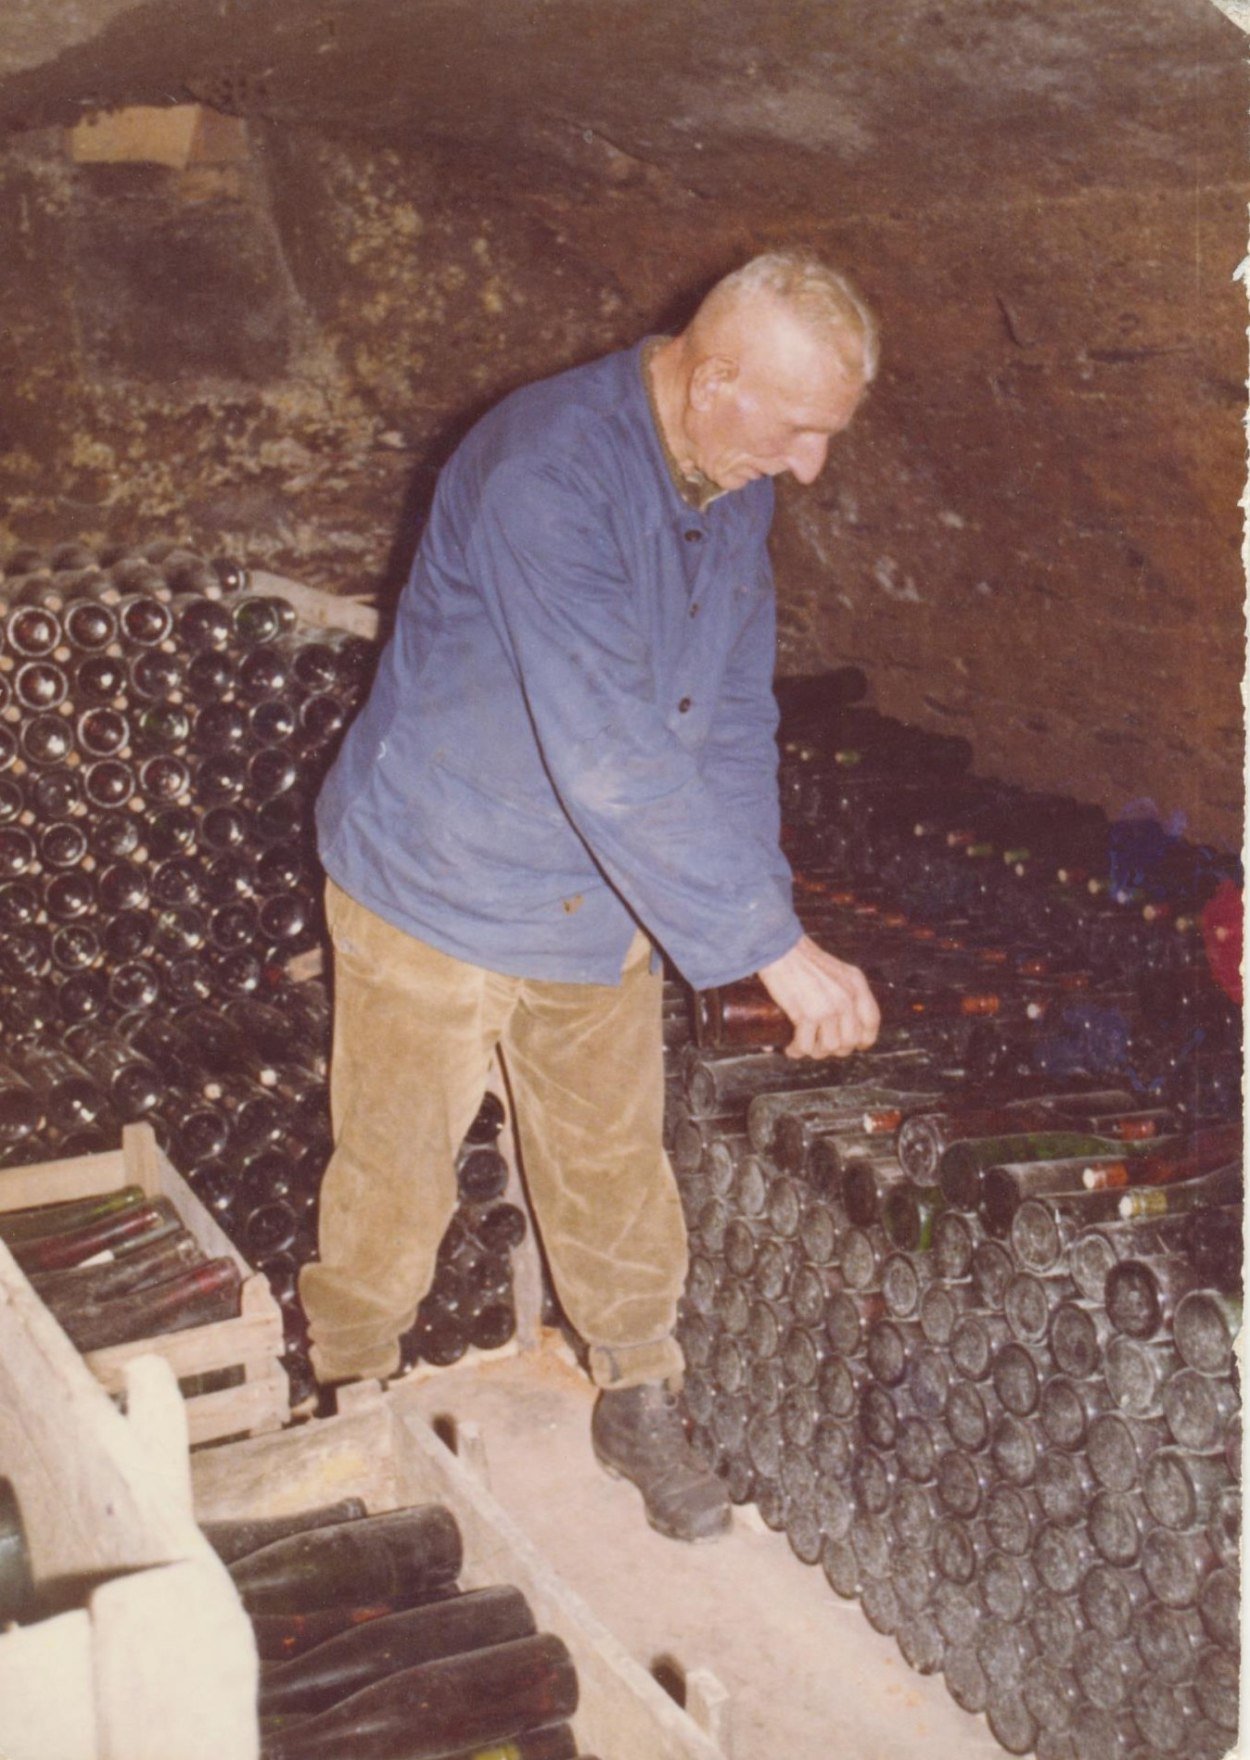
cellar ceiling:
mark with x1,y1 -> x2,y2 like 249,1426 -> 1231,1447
0,0 -> 1244,847
0,0 -> 1237,210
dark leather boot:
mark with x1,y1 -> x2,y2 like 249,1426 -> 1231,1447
591,1382 -> 731,1543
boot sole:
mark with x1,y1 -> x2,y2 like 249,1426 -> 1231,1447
593,1448 -> 733,1545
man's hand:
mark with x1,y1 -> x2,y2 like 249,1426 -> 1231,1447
757,934 -> 880,1060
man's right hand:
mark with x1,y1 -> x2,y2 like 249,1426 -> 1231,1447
757,934 -> 880,1060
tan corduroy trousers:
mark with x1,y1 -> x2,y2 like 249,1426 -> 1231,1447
299,880 -> 688,1389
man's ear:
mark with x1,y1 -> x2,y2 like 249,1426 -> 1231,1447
689,353 -> 738,411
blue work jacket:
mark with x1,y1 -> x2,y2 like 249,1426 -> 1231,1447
316,339 -> 804,989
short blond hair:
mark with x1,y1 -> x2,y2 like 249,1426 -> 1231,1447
700,249 -> 879,383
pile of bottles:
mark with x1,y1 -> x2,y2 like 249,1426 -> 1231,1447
0,540 -> 528,1401
1,1181 -> 242,1352
0,1476 -> 597,1758
663,685 -> 1241,1759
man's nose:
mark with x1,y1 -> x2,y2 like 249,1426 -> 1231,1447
787,433 -> 829,484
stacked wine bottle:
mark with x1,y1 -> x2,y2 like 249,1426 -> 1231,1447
0,540 -> 528,1402
663,693 -> 1241,1760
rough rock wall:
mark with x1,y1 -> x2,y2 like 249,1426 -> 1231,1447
0,2 -> 1242,848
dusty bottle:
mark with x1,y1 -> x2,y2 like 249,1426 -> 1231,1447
895,1087 -> 1149,1182
29,1228 -> 201,1312
258,1585 -> 538,1718
0,1183 -> 147,1248
58,1257 -> 243,1351
230,1506 -> 463,1615
1078,1121 -> 1243,1192
9,1196 -> 181,1273
940,1129 -> 1164,1212
259,1631 -> 579,1760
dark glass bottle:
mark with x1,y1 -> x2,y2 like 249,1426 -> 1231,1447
82,757 -> 136,810
258,1631 -> 578,1760
20,714 -> 73,768
173,593 -> 233,652
62,595 -> 118,652
116,592 -> 174,647
257,1585 -> 537,1719
228,1506 -> 463,1615
7,1196 -> 179,1272
58,1256 -> 243,1352
7,1043 -> 107,1133
5,602 -> 62,657
232,593 -> 297,646
128,648 -> 185,701
50,924 -> 103,975
202,1499 -> 370,1566
39,820 -> 89,870
14,658 -> 69,713
138,754 -> 192,804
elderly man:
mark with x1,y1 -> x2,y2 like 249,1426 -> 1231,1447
303,249 -> 880,1542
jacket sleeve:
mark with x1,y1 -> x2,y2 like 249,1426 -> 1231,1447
697,544 -> 794,895
464,456 -> 803,990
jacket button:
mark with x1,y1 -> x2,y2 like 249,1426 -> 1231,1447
678,696 -> 692,714
684,529 -> 703,543
689,602 -> 700,618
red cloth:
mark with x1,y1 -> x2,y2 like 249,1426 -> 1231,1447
1201,879 -> 1243,1005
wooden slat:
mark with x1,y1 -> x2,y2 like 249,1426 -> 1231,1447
0,1147 -> 129,1212
84,1290 -> 283,1389
0,1128 -> 288,1445
182,1372 -> 290,1448
191,1397 -> 400,1519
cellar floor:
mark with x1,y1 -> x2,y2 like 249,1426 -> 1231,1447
395,1335 -> 1008,1760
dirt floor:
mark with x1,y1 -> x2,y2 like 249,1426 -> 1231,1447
395,1337 -> 1007,1760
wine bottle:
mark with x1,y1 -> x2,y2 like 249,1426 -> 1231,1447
229,1506 -> 463,1615
193,1500 -> 367,1570
58,1256 -> 243,1351
9,1196 -> 180,1273
0,1183 -> 147,1247
259,1631 -> 578,1760
258,1585 -> 537,1718
29,1228 -> 201,1310
0,1476 -> 36,1625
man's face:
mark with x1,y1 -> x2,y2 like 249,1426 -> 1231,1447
687,312 -> 866,493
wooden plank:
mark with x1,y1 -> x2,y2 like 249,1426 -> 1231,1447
84,1298 -> 283,1390
120,1356 -> 195,1522
132,1124 -> 254,1273
191,1399 -> 400,1520
0,1608 -> 96,1760
91,1559 -> 259,1760
183,1372 -> 291,1448
249,568 -> 380,640
391,1405 -> 728,1760
0,1147 -> 129,1212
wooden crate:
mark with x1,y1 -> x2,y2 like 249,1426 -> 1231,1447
193,1381 -> 732,1760
0,1122 -> 289,1446
0,1238 -> 259,1760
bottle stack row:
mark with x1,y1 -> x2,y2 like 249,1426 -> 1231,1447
664,687 -> 1241,1760
0,539 -> 529,1400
